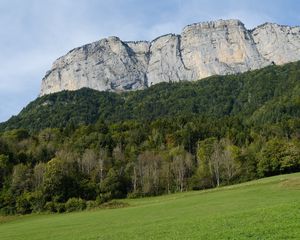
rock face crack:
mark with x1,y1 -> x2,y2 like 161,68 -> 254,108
177,35 -> 190,72
40,19 -> 300,96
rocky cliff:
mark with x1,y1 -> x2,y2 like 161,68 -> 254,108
40,19 -> 300,96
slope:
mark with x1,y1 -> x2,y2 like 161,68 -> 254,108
1,61 -> 300,132
0,173 -> 300,240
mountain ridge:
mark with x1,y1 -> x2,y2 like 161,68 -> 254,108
40,19 -> 300,96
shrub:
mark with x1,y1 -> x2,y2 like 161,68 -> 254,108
65,198 -> 86,212
127,192 -> 143,199
100,200 -> 129,209
44,201 -> 55,213
0,190 -> 16,215
97,193 -> 112,204
29,191 -> 45,213
44,201 -> 65,213
86,200 -> 99,210
16,192 -> 33,214
56,202 -> 66,213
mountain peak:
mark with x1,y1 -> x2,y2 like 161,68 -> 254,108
183,19 -> 243,31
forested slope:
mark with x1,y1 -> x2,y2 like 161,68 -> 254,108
1,61 -> 300,132
0,61 -> 300,215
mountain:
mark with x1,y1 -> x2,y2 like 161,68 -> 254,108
2,61 -> 300,132
40,19 -> 300,96
1,59 -> 300,217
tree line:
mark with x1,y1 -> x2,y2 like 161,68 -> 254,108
1,114 -> 300,214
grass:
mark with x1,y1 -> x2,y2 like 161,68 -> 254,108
1,173 -> 300,239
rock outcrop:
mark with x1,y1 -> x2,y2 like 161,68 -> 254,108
180,19 -> 268,80
40,19 -> 300,96
252,23 -> 300,65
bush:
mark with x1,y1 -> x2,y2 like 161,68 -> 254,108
86,200 -> 99,210
65,198 -> 86,212
44,201 -> 65,213
0,190 -> 16,215
16,192 -> 33,214
97,193 -> 112,204
0,206 -> 15,215
100,200 -> 129,209
28,191 -> 45,213
56,202 -> 66,213
127,192 -> 143,199
44,201 -> 55,213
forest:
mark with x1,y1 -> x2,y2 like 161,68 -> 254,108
0,61 -> 300,214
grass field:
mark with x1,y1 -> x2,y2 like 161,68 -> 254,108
1,173 -> 300,240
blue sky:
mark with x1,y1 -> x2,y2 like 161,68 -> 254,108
1,0 -> 300,122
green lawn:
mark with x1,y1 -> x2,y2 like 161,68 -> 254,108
1,173 -> 300,240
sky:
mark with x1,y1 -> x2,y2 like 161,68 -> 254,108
1,0 -> 300,122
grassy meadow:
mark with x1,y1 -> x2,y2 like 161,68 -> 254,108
1,173 -> 300,240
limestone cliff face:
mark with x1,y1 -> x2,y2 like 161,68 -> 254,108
146,34 -> 193,86
40,19 -> 300,96
180,20 -> 269,79
252,23 -> 300,65
41,37 -> 149,95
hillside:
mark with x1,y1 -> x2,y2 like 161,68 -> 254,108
0,61 -> 300,216
1,173 -> 300,240
1,61 -> 300,132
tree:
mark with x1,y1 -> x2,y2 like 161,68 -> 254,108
0,154 -> 10,188
136,151 -> 162,195
258,139 -> 300,176
195,138 -> 216,189
113,145 -> 125,163
160,151 -> 172,193
98,148 -> 108,183
124,144 -> 138,193
220,139 -> 241,184
170,146 -> 193,192
33,162 -> 46,190
195,138 -> 240,188
100,168 -> 128,201
11,164 -> 32,196
43,157 -> 80,202
81,149 -> 98,176
280,141 -> 300,172
258,139 -> 285,176
210,141 -> 223,187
